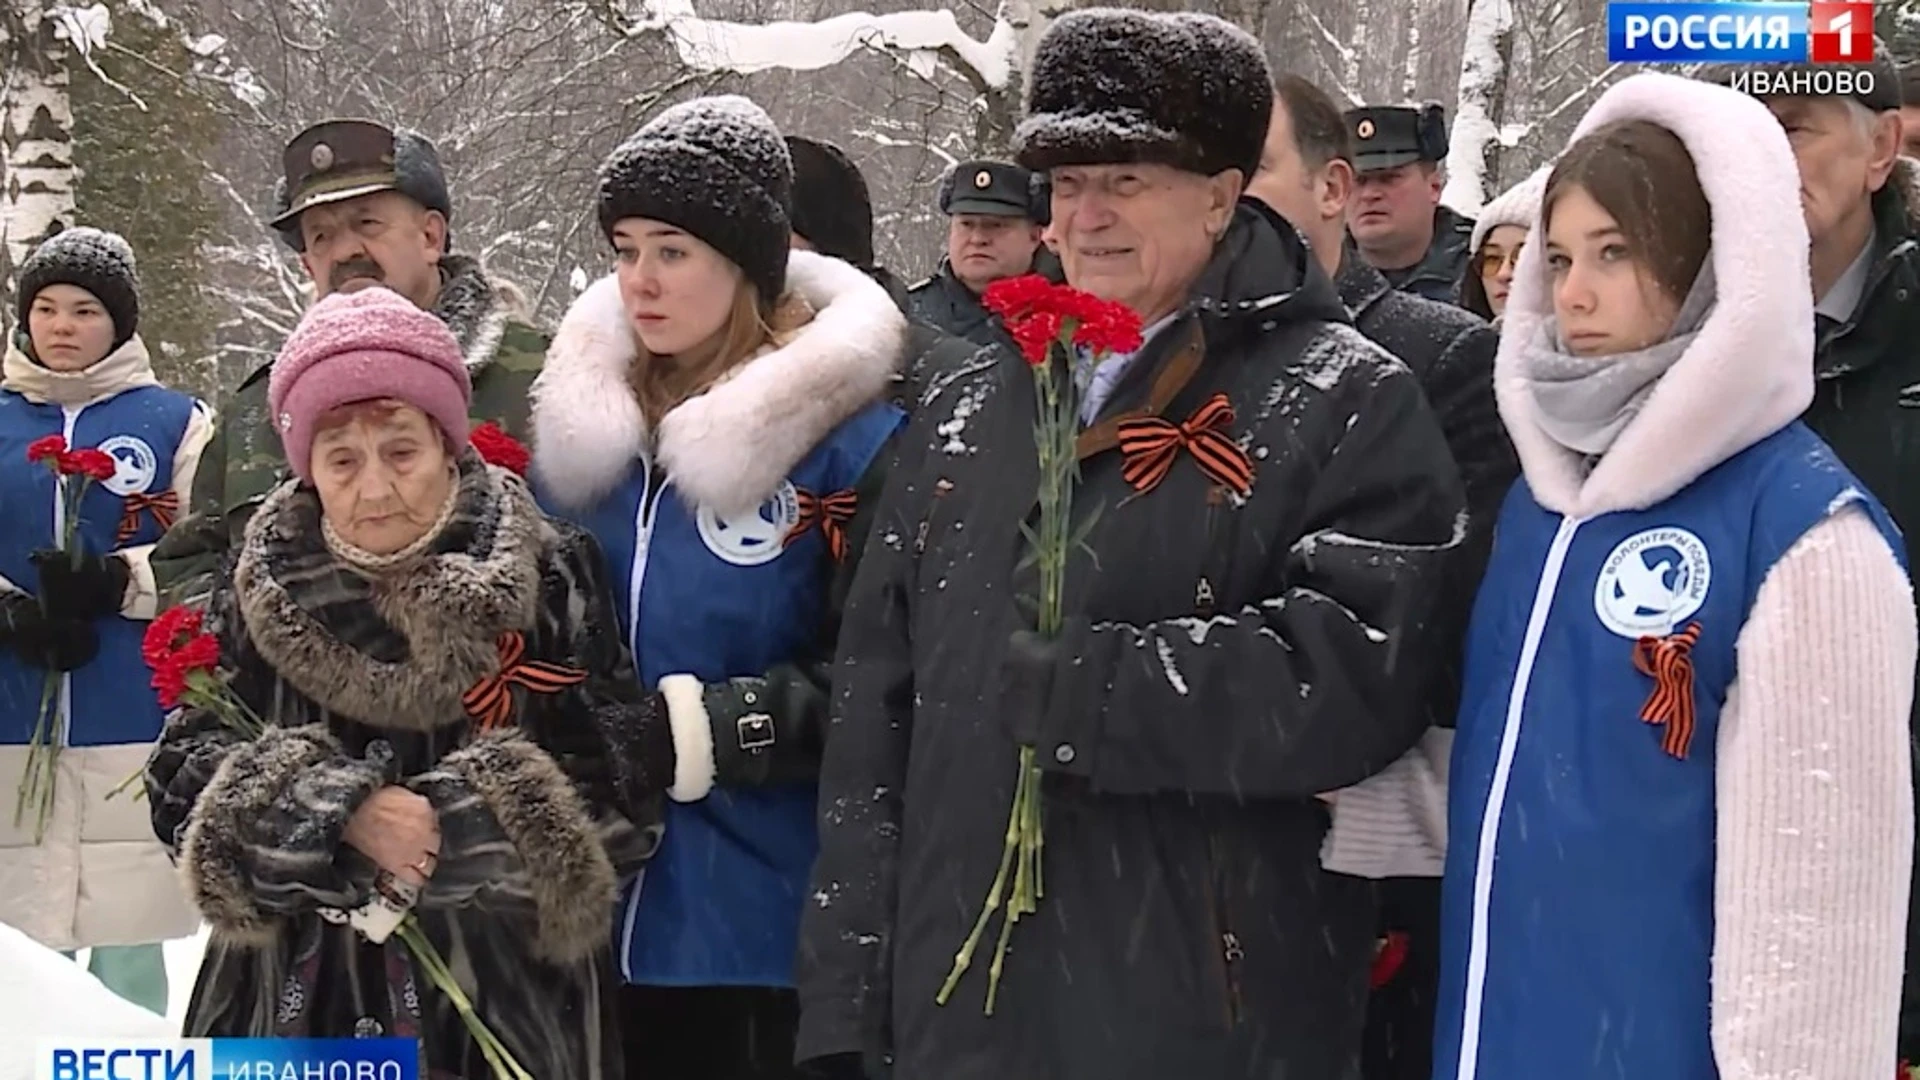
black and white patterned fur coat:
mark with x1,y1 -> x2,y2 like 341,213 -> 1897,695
144,451 -> 665,1079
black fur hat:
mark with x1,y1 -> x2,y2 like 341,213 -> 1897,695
599,95 -> 793,302
1015,9 -> 1272,181
785,135 -> 875,270
17,225 -> 140,353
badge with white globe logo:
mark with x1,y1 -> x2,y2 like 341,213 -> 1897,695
95,435 -> 158,497
697,481 -> 801,566
1593,526 -> 1711,639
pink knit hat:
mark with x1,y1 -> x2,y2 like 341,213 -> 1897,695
269,287 -> 472,482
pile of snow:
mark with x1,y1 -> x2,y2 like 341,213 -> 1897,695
0,923 -> 174,1077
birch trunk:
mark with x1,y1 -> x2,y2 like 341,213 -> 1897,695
0,0 -> 76,339
1440,0 -> 1515,216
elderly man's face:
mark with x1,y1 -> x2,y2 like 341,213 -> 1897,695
297,191 -> 447,311
1047,162 -> 1241,324
1764,96 -> 1898,250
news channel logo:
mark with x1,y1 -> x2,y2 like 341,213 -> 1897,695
34,1038 -> 417,1080
1608,2 -> 1875,63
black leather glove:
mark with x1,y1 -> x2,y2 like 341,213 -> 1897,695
800,1053 -> 867,1080
0,592 -> 99,672
708,679 -> 825,789
30,548 -> 129,620
1001,627 -> 1061,747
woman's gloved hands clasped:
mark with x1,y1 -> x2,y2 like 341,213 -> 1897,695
0,547 -> 130,673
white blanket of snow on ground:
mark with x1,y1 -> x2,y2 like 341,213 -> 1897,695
0,923 -> 207,1075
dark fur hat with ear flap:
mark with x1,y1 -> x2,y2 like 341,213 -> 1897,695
1015,8 -> 1272,181
785,135 -> 876,270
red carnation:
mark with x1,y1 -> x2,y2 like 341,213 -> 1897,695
983,275 -> 1144,368
981,274 -> 1056,323
59,448 -> 117,482
469,421 -> 531,477
1369,932 -> 1410,989
143,606 -> 205,668
151,633 -> 219,709
26,435 -> 66,465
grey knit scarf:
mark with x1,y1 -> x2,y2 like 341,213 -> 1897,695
1521,260 -> 1718,456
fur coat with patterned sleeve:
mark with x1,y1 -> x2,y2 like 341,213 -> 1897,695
143,451 -> 666,1080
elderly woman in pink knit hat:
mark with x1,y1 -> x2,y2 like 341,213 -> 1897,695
144,286 -> 672,1078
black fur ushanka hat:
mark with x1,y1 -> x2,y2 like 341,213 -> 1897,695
1015,9 -> 1273,181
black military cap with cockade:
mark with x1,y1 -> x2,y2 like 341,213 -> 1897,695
269,119 -> 453,251
1344,104 -> 1451,174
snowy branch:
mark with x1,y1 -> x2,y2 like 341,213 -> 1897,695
623,0 -> 1018,95
1297,6 -> 1363,106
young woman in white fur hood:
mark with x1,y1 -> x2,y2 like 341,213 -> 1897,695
528,94 -> 906,1078
1433,73 -> 1915,1079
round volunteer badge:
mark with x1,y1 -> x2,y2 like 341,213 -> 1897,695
1593,526 -> 1711,638
96,434 -> 158,497
697,480 -> 801,566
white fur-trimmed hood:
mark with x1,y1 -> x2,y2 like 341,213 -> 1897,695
1471,165 -> 1550,254
529,248 -> 906,516
1495,72 -> 1815,517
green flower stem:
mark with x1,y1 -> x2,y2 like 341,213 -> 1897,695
395,916 -> 533,1080
941,341 -> 1088,1013
936,756 -> 1029,1006
15,673 -> 59,841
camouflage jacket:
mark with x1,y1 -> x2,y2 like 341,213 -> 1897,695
151,255 -> 548,607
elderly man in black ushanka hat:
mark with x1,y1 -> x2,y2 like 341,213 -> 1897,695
794,9 -> 1469,1080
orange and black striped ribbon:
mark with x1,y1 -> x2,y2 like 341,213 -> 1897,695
462,631 -> 588,732
1115,393 -> 1254,497
784,488 -> 858,562
1632,621 -> 1702,760
116,490 -> 180,546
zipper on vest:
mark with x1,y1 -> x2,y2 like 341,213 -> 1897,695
1454,514 -> 1582,1080
1204,831 -> 1243,1028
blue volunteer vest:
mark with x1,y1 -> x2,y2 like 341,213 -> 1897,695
544,400 -> 902,987
0,385 -> 199,748
1433,421 -> 1905,1080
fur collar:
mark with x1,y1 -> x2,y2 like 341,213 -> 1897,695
436,254 -> 521,373
529,249 -> 906,517
1495,73 -> 1814,517
233,453 -> 548,732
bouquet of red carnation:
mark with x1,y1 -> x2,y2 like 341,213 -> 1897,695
468,421 -> 530,478
128,609 -> 531,1079
935,274 -> 1142,1015
16,435 -> 121,841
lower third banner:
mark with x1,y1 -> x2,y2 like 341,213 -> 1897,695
36,1038 -> 418,1080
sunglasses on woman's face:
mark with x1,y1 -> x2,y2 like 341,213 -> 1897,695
1480,242 -> 1524,275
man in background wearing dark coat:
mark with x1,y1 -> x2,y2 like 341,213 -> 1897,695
905,160 -> 1049,345
785,135 -> 984,411
1247,72 -> 1519,1080
1343,103 -> 1474,304
796,12 -> 1467,1080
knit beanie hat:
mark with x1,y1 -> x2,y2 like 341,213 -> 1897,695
598,95 -> 794,301
1016,10 -> 1272,181
785,135 -> 875,270
1471,165 -> 1550,254
17,225 -> 140,353
269,286 -> 472,483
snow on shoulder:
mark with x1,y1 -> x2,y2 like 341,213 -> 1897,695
0,923 -> 172,1076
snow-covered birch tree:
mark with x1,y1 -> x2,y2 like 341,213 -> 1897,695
1441,0 -> 1515,215
0,1 -> 78,333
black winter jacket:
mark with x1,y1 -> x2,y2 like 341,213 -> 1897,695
796,203 -> 1470,1080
